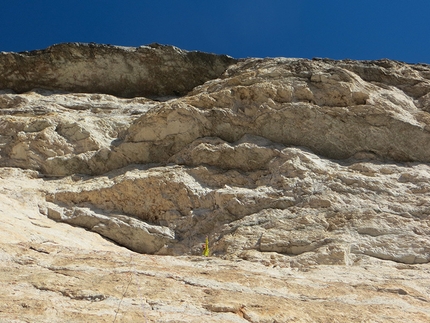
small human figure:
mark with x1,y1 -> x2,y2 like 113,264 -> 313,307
202,236 -> 210,257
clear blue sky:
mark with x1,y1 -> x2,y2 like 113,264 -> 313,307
1,1 -> 429,63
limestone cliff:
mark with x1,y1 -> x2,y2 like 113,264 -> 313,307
0,42 -> 236,98
1,44 -> 430,322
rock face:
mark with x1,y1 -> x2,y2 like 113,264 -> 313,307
1,44 -> 430,322
0,43 -> 236,98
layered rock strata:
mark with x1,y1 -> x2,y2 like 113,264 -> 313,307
1,44 -> 430,322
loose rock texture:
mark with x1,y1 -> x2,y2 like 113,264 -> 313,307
1,43 -> 430,322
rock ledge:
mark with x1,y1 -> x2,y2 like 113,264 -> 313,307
0,42 -> 237,98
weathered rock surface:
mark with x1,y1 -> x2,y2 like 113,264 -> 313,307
0,43 -> 236,98
1,44 -> 430,322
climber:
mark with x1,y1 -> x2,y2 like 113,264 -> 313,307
202,236 -> 210,257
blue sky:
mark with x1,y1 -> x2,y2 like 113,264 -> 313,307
1,1 -> 429,63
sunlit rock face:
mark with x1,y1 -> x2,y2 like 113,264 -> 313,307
1,44 -> 430,322
0,42 -> 236,98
